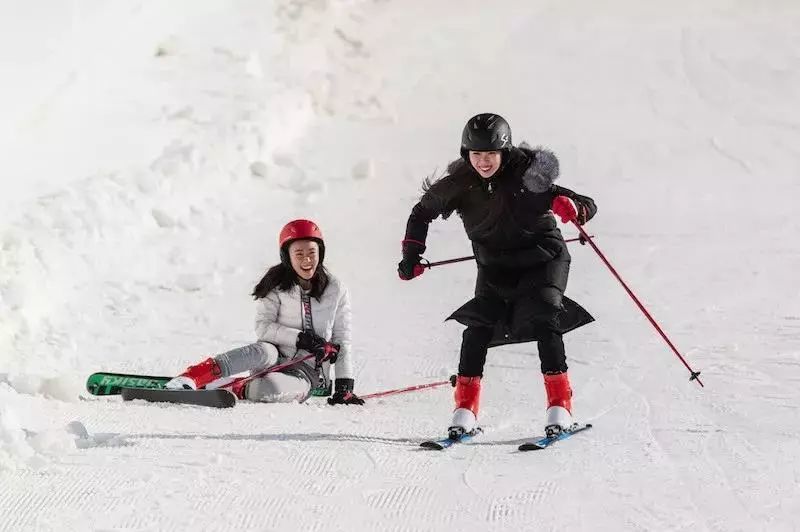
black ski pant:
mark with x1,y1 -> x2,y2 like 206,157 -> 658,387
457,325 -> 568,377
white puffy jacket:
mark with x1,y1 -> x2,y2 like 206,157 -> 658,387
254,273 -> 353,380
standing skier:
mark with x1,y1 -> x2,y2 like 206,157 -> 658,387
166,219 -> 364,405
398,113 -> 596,437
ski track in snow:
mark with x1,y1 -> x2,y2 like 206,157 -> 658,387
2,0 -> 800,531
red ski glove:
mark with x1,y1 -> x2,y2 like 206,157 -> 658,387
552,195 -> 597,225
552,196 -> 578,223
398,239 -> 426,280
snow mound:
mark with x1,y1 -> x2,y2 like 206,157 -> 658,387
1,373 -> 81,401
1,405 -> 126,471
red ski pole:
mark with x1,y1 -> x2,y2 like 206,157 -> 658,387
361,375 -> 457,400
571,221 -> 703,387
424,236 -> 594,269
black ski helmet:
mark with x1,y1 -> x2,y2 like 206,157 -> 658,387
460,113 -> 512,158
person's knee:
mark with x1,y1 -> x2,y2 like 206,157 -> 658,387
257,342 -> 279,366
246,372 -> 310,403
538,286 -> 563,310
512,298 -> 561,335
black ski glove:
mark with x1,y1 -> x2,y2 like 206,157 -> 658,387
296,331 -> 339,364
398,239 -> 426,280
327,378 -> 365,405
572,194 -> 597,225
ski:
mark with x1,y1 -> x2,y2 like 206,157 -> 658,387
518,423 -> 593,451
121,387 -> 237,408
86,372 -> 171,396
420,428 -> 483,450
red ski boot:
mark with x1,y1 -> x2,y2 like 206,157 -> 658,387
448,376 -> 481,438
230,378 -> 248,400
165,358 -> 222,390
543,372 -> 573,437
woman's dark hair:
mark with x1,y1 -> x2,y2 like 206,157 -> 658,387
252,263 -> 330,300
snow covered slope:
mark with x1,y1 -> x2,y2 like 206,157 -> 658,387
2,1 -> 800,530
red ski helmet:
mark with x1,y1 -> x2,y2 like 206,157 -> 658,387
278,219 -> 325,265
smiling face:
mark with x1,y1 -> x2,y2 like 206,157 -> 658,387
468,150 -> 502,178
288,239 -> 320,281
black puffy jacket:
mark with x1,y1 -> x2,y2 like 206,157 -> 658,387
406,146 -> 567,271
402,145 -> 594,344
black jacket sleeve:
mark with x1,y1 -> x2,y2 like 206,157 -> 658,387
403,201 -> 438,251
550,184 -> 577,200
402,176 -> 462,250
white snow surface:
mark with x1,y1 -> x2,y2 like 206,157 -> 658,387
2,1 -> 800,530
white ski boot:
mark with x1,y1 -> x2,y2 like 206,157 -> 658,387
448,408 -> 478,439
165,375 -> 197,390
545,405 -> 573,437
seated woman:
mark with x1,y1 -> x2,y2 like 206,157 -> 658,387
166,219 -> 363,405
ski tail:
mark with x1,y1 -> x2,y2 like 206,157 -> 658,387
121,387 -> 236,408
519,423 -> 592,451
86,372 -> 171,396
420,428 -> 482,450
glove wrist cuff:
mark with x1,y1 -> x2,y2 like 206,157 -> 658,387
401,239 -> 426,256
334,378 -> 355,393
550,184 -> 575,199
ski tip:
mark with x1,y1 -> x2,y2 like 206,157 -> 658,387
420,440 -> 445,450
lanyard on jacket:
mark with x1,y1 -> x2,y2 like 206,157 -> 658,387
300,291 -> 328,390
300,291 -> 314,334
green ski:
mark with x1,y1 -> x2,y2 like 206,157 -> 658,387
86,372 -> 171,396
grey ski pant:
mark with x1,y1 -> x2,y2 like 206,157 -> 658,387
214,342 -> 311,403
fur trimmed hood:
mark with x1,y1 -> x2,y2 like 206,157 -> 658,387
419,142 -> 560,220
518,142 -> 560,193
